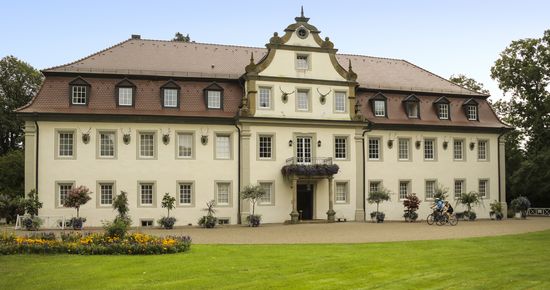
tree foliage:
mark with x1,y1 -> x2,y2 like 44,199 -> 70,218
490,30 -> 550,206
161,193 -> 176,218
241,184 -> 266,216
63,186 -> 91,218
0,149 -> 24,198
0,56 -> 43,155
449,74 -> 490,95
367,187 -> 391,213
23,189 -> 42,218
172,32 -> 191,42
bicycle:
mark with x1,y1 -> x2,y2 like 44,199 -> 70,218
427,211 -> 458,226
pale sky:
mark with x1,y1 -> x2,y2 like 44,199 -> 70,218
2,0 -> 549,100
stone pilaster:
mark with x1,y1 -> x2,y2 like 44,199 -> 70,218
239,126 -> 252,223
290,176 -> 299,224
354,128 -> 365,221
499,138 -> 507,218
24,121 -> 37,195
327,176 -> 335,222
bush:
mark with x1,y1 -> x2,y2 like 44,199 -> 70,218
104,217 -> 131,238
158,217 -> 176,229
198,215 -> 217,228
403,193 -> 421,222
27,232 -> 56,241
370,211 -> 385,223
510,196 -> 531,219
0,232 -> 192,255
489,200 -> 504,220
22,216 -> 42,231
246,215 -> 261,227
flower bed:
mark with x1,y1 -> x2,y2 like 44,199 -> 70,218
0,232 -> 191,255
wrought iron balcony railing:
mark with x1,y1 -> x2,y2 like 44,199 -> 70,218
285,157 -> 333,165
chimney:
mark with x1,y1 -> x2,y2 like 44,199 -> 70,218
131,34 -> 141,39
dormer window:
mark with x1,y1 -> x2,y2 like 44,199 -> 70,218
160,80 -> 180,108
204,83 -> 224,109
69,77 -> 90,105
296,54 -> 309,70
434,97 -> 450,120
370,93 -> 387,117
116,79 -> 136,107
403,94 -> 420,119
462,98 -> 479,121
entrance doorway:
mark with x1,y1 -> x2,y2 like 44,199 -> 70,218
297,184 -> 314,220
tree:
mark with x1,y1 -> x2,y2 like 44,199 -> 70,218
367,187 -> 391,214
172,32 -> 191,42
23,189 -> 42,218
63,185 -> 91,218
456,191 -> 481,220
161,193 -> 176,218
241,184 -> 266,226
0,56 -> 43,155
449,74 -> 490,95
490,30 -> 550,206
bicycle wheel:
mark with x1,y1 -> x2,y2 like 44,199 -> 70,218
436,215 -> 445,226
448,215 -> 458,226
427,214 -> 434,225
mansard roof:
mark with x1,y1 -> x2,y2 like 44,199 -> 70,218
43,38 -> 487,97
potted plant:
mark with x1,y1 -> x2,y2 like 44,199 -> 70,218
104,191 -> 132,238
403,193 -> 421,222
456,191 -> 481,221
433,183 -> 449,200
22,189 -> 42,231
510,196 -> 531,219
63,185 -> 91,230
241,184 -> 266,227
367,187 -> 391,223
198,200 -> 218,228
489,200 -> 504,220
158,193 -> 177,229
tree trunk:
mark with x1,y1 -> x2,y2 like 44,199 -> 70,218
76,206 -> 80,218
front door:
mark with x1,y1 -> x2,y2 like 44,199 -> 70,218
296,136 -> 312,164
297,184 -> 314,220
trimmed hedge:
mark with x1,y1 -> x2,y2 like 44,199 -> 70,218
0,232 -> 191,255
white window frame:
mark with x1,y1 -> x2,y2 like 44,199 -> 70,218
259,182 -> 274,205
139,183 -> 155,207
99,131 -> 116,158
334,91 -> 346,113
369,181 -> 381,194
453,139 -> 464,161
57,183 -> 74,207
215,182 -> 231,206
57,131 -> 75,158
177,132 -> 194,159
296,89 -> 310,111
163,88 -> 178,108
454,179 -> 465,199
425,180 -> 436,200
407,102 -> 419,118
296,54 -> 309,70
368,138 -> 380,160
335,182 -> 348,204
99,183 -> 114,206
374,100 -> 386,117
71,85 -> 87,105
334,136 -> 347,160
477,140 -> 488,161
439,103 -> 449,120
207,90 -> 222,109
258,135 -> 273,160
478,179 -> 489,198
178,182 -> 193,206
399,180 -> 411,200
258,87 -> 272,109
118,87 -> 133,106
398,138 -> 410,161
138,132 -> 156,159
467,105 -> 478,120
424,139 -> 435,160
215,134 -> 231,160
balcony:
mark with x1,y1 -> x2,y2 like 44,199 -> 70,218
281,157 -> 339,177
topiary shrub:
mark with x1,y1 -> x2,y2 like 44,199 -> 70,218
63,186 -> 91,230
510,196 -> 531,219
159,193 -> 176,229
198,200 -> 217,228
403,193 -> 421,222
368,187 -> 391,223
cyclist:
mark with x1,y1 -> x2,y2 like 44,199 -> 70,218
443,201 -> 454,220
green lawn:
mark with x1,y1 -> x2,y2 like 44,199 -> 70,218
1,231 -> 549,290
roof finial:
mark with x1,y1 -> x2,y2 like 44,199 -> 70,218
348,59 -> 353,70
301,6 -> 304,18
295,5 -> 310,22
250,52 -> 254,63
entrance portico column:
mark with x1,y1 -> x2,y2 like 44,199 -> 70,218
327,176 -> 336,222
290,176 -> 299,224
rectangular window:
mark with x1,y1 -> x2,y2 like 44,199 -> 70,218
179,183 -> 192,205
296,136 -> 312,164
407,102 -> 419,118
140,183 -> 154,206
467,105 -> 477,120
297,90 -> 309,111
118,87 -> 133,106
215,134 -> 231,159
439,104 -> 449,120
139,133 -> 155,158
99,132 -> 115,158
335,182 -> 348,203
258,87 -> 272,109
58,132 -> 74,157
369,181 -> 380,193
71,86 -> 87,105
259,182 -> 273,205
453,140 -> 464,160
424,139 -> 435,160
454,180 -> 465,199
207,90 -> 221,109
368,138 -> 380,160
141,220 -> 154,227
163,89 -> 178,108
258,135 -> 273,159
100,183 -> 114,206
334,92 -> 346,112
374,100 -> 386,117
399,181 -> 410,200
334,137 -> 347,160
425,180 -> 435,199
177,133 -> 193,158
478,140 -> 488,160
398,139 -> 410,160
216,182 -> 230,205
296,54 -> 309,70
58,184 -> 73,207
479,179 -> 489,198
